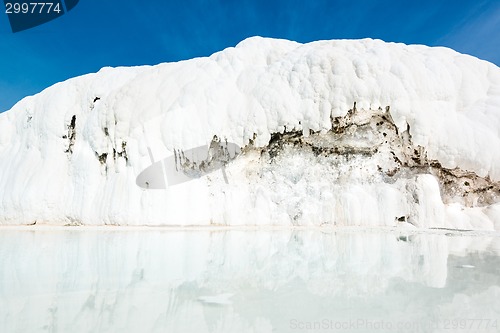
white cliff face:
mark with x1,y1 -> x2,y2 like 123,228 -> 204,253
0,37 -> 499,227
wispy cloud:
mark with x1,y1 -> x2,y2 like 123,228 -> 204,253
436,1 -> 500,65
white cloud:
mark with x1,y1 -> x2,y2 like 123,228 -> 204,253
437,2 -> 500,65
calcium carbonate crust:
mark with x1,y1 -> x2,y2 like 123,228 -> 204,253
0,37 -> 499,228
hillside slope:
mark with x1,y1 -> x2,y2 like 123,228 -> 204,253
0,37 -> 499,228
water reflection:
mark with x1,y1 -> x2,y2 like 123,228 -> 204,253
0,230 -> 499,332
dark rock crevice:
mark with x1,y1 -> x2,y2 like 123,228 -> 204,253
64,115 -> 77,155
255,103 -> 499,208
173,135 -> 238,178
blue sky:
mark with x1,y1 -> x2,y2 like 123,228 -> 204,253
0,0 -> 499,112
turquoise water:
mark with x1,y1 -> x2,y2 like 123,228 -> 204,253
0,229 -> 499,332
